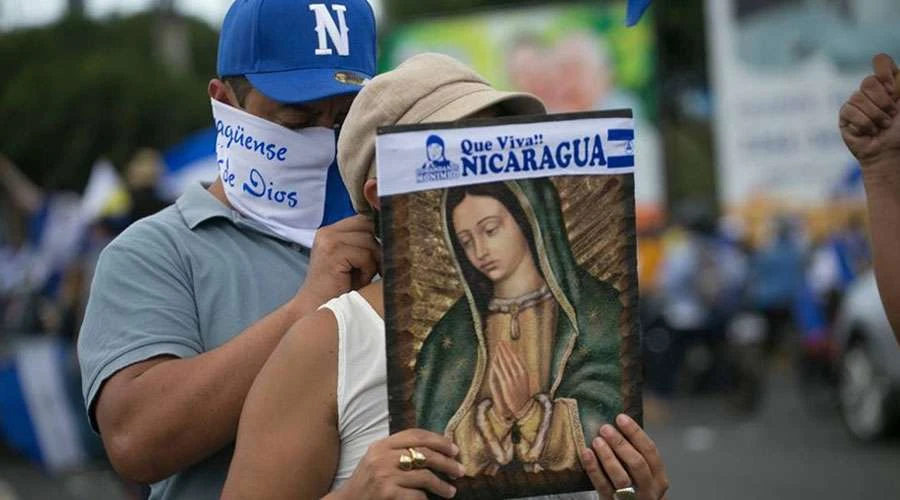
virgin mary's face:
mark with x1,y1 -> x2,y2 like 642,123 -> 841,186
452,193 -> 531,284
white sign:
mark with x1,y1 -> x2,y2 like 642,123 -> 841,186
376,114 -> 635,197
705,0 -> 900,207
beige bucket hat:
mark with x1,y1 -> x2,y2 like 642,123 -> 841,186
337,52 -> 546,213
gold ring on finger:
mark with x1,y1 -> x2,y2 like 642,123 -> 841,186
399,450 -> 414,471
408,447 -> 426,468
613,486 -> 637,500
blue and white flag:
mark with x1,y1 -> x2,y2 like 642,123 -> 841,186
627,0 -> 652,26
0,339 -> 90,472
161,128 -> 220,201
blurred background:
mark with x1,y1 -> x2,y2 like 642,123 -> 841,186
1,0 -> 899,498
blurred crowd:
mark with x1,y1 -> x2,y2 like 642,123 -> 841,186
637,197 -> 872,416
0,151 -> 168,342
0,149 -> 169,479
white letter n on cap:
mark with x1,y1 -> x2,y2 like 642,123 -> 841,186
309,4 -> 350,56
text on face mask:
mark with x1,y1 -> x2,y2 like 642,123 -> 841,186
220,158 -> 237,187
216,120 -> 289,162
242,168 -> 299,208
219,159 -> 299,208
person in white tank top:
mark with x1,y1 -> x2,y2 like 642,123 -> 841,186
222,54 -> 670,500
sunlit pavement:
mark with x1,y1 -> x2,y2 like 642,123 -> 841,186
646,365 -> 900,499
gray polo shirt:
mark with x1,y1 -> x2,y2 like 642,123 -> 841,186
78,183 -> 310,500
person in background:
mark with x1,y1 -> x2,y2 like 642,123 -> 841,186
0,152 -> 86,338
655,202 -> 738,391
839,52 -> 900,344
123,148 -> 169,222
547,32 -> 640,115
505,35 -> 553,102
76,1 -> 379,499
0,153 -> 84,300
747,216 -> 805,355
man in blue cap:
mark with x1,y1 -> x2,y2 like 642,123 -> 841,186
77,1 -> 379,499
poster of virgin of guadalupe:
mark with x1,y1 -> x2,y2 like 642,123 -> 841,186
377,111 -> 641,499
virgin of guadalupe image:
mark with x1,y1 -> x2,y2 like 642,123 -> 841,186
413,177 -> 624,477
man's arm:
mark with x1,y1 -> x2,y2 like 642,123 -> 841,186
95,291 -> 324,485
840,53 -> 900,342
85,215 -> 379,484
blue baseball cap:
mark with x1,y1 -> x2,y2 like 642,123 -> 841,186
217,0 -> 376,104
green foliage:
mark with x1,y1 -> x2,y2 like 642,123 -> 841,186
0,13 -> 218,191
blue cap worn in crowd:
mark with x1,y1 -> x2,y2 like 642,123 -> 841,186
217,0 -> 377,104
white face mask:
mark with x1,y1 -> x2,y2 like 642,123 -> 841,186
211,98 -> 346,247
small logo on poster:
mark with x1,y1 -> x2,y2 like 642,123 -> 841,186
417,135 -> 461,183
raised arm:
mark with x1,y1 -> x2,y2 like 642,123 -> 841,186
840,53 -> 900,342
0,153 -> 44,214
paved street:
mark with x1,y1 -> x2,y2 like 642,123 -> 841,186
0,459 -> 130,500
646,366 -> 900,499
1,367 -> 898,499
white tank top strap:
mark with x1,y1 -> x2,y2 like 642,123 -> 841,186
319,291 -> 389,490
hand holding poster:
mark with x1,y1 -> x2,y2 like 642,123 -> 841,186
378,112 -> 642,498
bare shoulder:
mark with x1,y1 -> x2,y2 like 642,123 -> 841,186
250,308 -> 340,421
229,308 -> 341,499
277,308 -> 339,363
